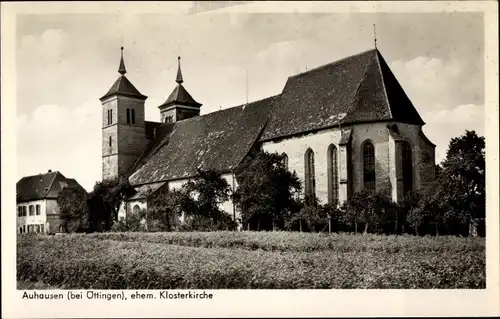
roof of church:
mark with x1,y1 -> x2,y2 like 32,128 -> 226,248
260,48 -> 424,141
129,96 -> 277,186
158,84 -> 202,109
128,48 -> 426,186
16,171 -> 86,202
100,75 -> 148,101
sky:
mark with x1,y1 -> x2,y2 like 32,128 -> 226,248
15,5 -> 485,191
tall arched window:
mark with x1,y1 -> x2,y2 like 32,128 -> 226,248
363,141 -> 375,192
327,144 -> 339,206
126,108 -> 131,124
304,148 -> 316,201
281,153 -> 288,169
402,141 -> 413,195
131,109 -> 136,124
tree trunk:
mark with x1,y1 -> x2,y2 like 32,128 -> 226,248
435,223 -> 439,236
299,220 -> 302,232
354,222 -> 358,234
363,223 -> 369,235
415,225 -> 419,236
328,216 -> 331,233
257,220 -> 261,231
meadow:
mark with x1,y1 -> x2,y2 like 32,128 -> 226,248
17,231 -> 486,289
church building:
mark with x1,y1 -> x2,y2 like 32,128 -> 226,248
99,46 -> 435,222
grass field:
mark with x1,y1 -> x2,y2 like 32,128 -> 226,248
17,232 -> 486,289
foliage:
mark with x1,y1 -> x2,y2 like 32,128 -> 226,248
57,186 -> 89,233
17,232 -> 485,289
340,190 -> 396,234
110,210 -> 146,233
233,151 -> 302,231
435,130 -> 486,235
87,176 -> 135,232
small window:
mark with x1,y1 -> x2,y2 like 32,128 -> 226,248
126,108 -> 131,124
110,109 -> 113,125
133,204 -> 140,214
28,225 -> 34,233
109,136 -> 112,147
18,206 -> 22,217
23,206 -> 27,216
281,153 -> 288,169
40,224 -> 44,233
19,227 -> 22,234
131,109 -> 136,124
29,205 -> 35,216
35,225 -> 40,233
23,225 -> 26,233
36,205 -> 40,215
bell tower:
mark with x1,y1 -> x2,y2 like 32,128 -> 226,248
158,56 -> 202,123
100,47 -> 149,180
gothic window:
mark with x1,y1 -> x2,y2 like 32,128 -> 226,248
165,115 -> 173,124
327,144 -> 339,206
29,205 -> 35,216
363,141 -> 376,192
133,204 -> 140,214
304,148 -> 316,201
402,141 -> 413,195
109,136 -> 112,148
126,108 -> 130,124
281,153 -> 289,169
131,109 -> 136,124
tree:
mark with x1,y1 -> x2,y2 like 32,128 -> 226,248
57,186 -> 89,233
87,175 -> 135,232
147,187 -> 188,231
233,151 -> 302,231
437,130 -> 485,235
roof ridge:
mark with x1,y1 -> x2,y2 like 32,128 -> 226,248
288,48 -> 376,80
374,49 -> 393,119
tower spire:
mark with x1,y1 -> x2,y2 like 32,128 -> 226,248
373,24 -> 377,49
118,46 -> 127,75
176,56 -> 183,84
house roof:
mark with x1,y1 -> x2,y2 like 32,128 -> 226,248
100,75 -> 148,101
129,96 -> 277,186
158,84 -> 202,109
260,48 -> 424,141
16,171 -> 86,202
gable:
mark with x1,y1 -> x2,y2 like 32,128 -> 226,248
16,171 -> 85,202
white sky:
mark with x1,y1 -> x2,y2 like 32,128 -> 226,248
15,5 -> 485,191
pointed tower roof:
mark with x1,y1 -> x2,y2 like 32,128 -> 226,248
100,47 -> 147,101
158,56 -> 201,109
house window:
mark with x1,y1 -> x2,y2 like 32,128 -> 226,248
29,205 -> 35,216
36,205 -> 40,215
28,225 -> 34,233
23,225 -> 26,233
109,136 -> 112,148
35,225 -> 40,233
40,224 -> 44,233
131,109 -> 136,124
402,141 -> 413,195
363,141 -> 376,192
126,108 -> 131,124
304,148 -> 316,202
23,206 -> 27,216
281,153 -> 289,169
18,206 -> 22,217
133,204 -> 140,214
327,144 -> 339,206
19,227 -> 22,234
